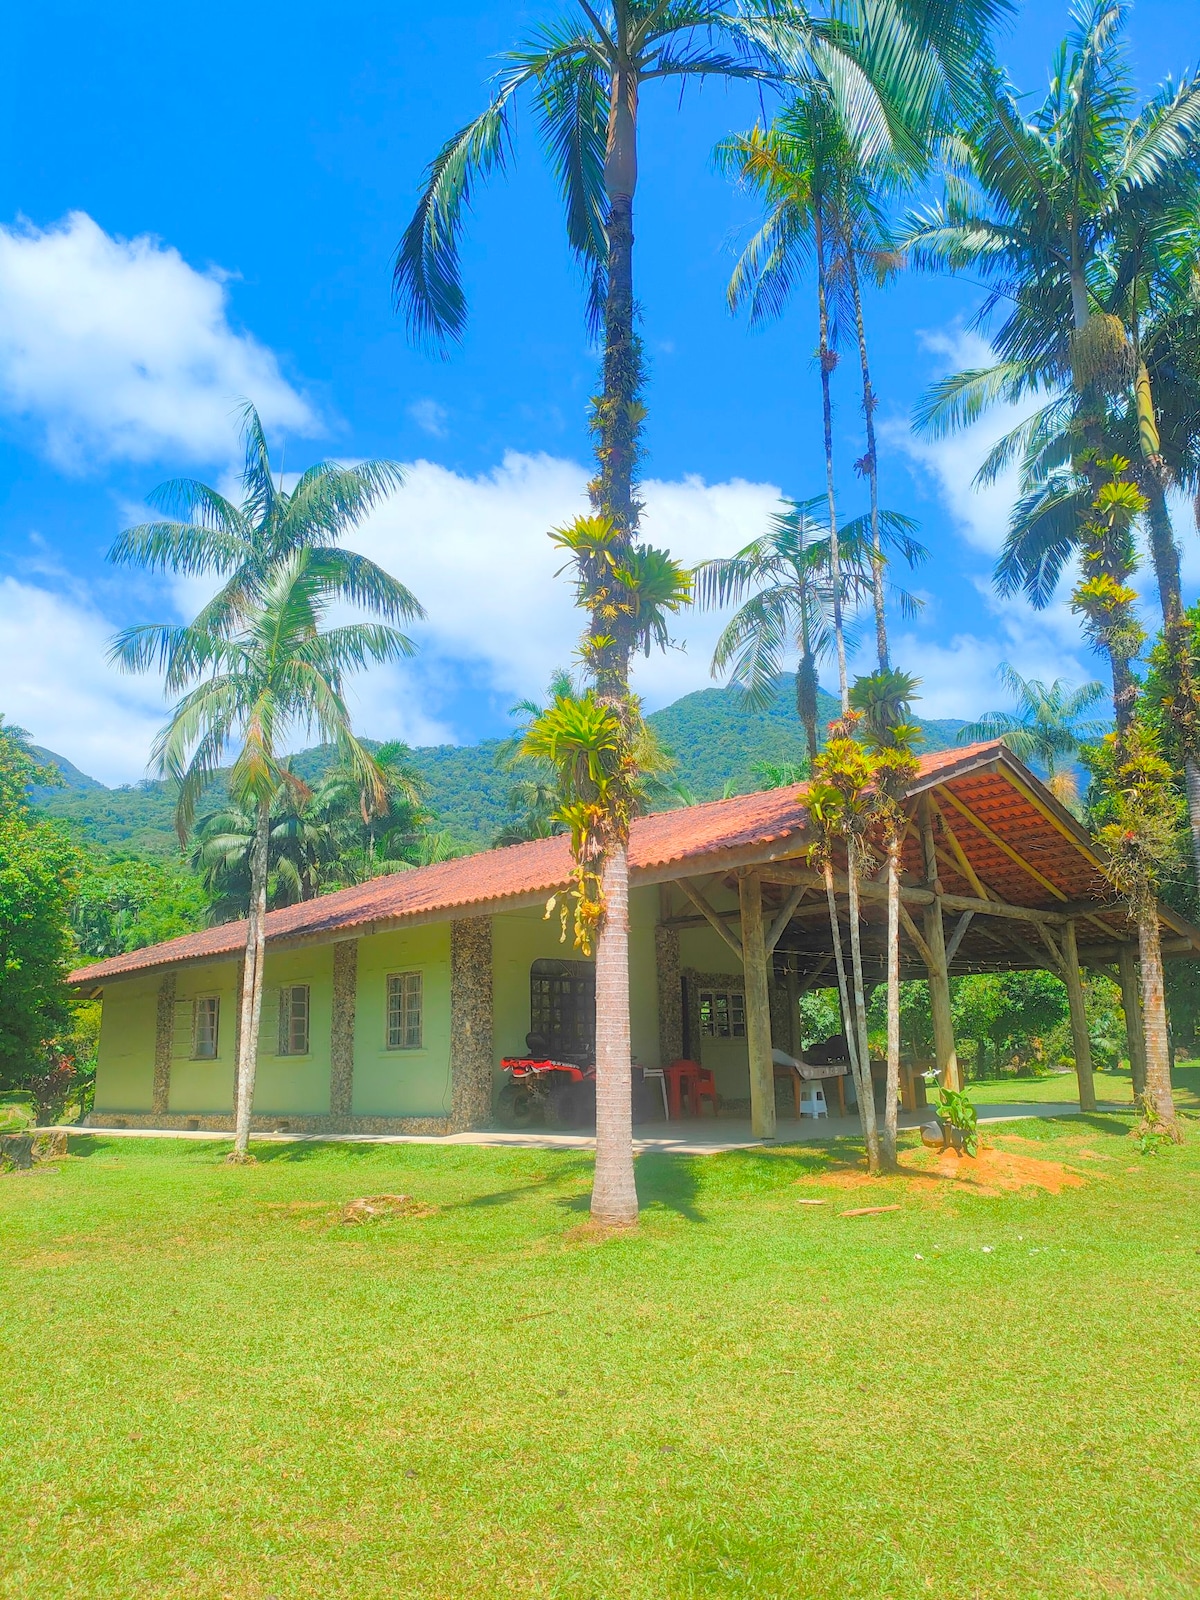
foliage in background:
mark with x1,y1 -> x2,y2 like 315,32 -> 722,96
0,719 -> 86,1117
71,854 -> 208,957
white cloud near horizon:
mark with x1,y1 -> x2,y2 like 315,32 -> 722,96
0,212 -> 318,469
0,577 -> 170,785
2,452 -> 783,784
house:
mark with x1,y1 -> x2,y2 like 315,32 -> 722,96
72,741 -> 1200,1137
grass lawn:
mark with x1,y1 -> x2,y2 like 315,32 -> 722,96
968,1060 -> 1200,1110
4,1115 -> 1200,1599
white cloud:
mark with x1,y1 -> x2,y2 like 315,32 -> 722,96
889,328 -> 1046,557
6,452 -> 784,783
0,578 -> 169,785
0,212 -> 318,469
407,398 -> 449,438
342,451 -> 781,720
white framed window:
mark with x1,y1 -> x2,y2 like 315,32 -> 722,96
277,984 -> 310,1056
192,996 -> 220,1059
698,989 -> 745,1039
386,972 -> 423,1050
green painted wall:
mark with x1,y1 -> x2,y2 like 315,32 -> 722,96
93,884 -> 668,1120
252,945 -> 335,1114
353,922 -> 452,1117
491,885 -> 661,1082
94,975 -> 158,1111
169,961 -> 241,1113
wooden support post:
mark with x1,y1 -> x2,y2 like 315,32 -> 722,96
924,901 -> 961,1093
739,871 -> 776,1141
1116,942 -> 1147,1099
920,799 -> 961,1092
1061,919 -> 1097,1113
785,964 -> 800,1059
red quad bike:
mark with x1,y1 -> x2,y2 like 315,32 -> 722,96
496,1035 -> 662,1130
497,1033 -> 596,1130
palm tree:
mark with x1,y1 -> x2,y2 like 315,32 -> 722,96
695,500 -> 923,768
113,549 -> 417,1160
905,2 -> 1200,1129
849,668 -> 921,1167
109,402 -> 421,645
722,97 -> 856,705
395,1 -> 1007,1219
907,1 -> 1200,853
720,100 -> 914,675
311,741 -> 434,878
959,664 -> 1106,809
191,781 -> 337,922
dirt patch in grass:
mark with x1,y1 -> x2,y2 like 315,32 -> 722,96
338,1194 -> 437,1225
900,1144 -> 1086,1195
795,1143 -> 1087,1198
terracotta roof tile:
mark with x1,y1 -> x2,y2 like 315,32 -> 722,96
79,739 -> 1126,987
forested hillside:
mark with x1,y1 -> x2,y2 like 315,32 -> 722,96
30,677 -> 971,855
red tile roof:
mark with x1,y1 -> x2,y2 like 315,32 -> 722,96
72,740 -> 1176,985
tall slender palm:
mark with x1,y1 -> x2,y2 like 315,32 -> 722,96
394,3 -> 812,1227
849,668 -> 921,1168
113,550 -> 417,1160
396,2 -> 1007,1217
906,1 -> 1199,1125
721,97 -> 854,705
959,664 -> 1106,808
720,102 -> 913,675
695,500 -> 923,767
109,403 -> 421,644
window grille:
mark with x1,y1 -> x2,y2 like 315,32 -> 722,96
386,972 -> 423,1050
529,959 -> 595,1059
277,984 -> 310,1056
697,989 -> 746,1039
192,996 -> 220,1059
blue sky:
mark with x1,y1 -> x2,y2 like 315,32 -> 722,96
1,0 -> 1196,784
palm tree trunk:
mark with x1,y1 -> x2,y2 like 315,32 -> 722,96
591,842 -> 638,1223
880,836 -> 901,1168
823,859 -> 859,1067
232,796 -> 269,1159
814,209 -> 848,711
585,60 -> 641,1227
796,651 -> 819,771
847,250 -> 887,671
846,838 -> 881,1174
1138,901 -> 1179,1136
1144,479 -> 1200,894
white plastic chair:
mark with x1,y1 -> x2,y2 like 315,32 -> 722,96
641,1067 -> 670,1119
799,1084 -> 828,1119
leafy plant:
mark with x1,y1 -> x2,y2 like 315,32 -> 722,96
1134,1092 -> 1170,1157
935,1085 -> 979,1156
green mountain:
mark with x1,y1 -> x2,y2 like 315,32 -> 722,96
29,677 -> 971,856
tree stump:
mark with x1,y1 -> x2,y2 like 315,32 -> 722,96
0,1130 -> 68,1170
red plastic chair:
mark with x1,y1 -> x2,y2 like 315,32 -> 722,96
667,1059 -> 717,1118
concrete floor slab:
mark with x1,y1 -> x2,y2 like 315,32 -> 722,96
59,1101 -> 1105,1156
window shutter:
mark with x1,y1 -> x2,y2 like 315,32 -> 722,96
172,1000 -> 193,1060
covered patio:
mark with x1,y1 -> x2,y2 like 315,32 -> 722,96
645,741 -> 1200,1140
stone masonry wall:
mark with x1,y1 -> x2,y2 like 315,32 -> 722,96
449,916 -> 494,1132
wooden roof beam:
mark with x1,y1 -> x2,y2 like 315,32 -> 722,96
935,784 -> 1069,903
